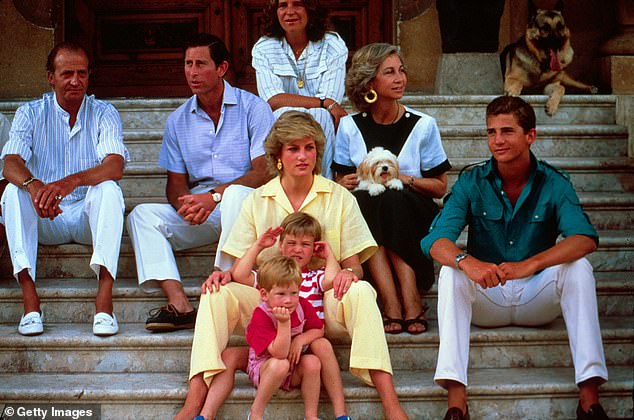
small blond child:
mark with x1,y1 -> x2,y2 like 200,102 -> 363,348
245,255 -> 324,420
234,212 -> 351,420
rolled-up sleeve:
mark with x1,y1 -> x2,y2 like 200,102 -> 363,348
556,180 -> 599,244
96,104 -> 129,163
1,105 -> 34,163
420,177 -> 470,259
316,34 -> 347,103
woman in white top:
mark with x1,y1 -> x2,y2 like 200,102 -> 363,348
333,43 -> 451,335
252,0 -> 348,179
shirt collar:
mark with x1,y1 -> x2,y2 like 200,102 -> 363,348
189,80 -> 237,115
52,92 -> 87,119
259,175 -> 332,213
480,151 -> 543,180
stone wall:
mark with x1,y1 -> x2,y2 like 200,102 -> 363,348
0,0 -> 54,99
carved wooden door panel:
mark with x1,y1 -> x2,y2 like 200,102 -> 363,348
63,0 -> 392,97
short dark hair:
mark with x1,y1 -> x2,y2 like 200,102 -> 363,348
486,96 -> 536,133
46,42 -> 89,73
184,33 -> 230,67
262,0 -> 327,42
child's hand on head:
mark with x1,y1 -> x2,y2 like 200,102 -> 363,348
312,241 -> 332,260
256,226 -> 284,249
271,306 -> 291,323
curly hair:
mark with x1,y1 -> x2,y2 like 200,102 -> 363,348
262,0 -> 328,42
345,43 -> 405,112
264,111 -> 325,176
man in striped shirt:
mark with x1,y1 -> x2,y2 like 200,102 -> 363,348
126,34 -> 275,332
1,42 -> 128,337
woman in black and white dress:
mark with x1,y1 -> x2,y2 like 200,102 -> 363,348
333,43 -> 451,334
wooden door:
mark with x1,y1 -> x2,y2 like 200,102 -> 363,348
62,0 -> 392,97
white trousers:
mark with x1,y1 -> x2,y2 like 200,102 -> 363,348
274,107 -> 335,180
0,181 -> 125,281
434,259 -> 608,388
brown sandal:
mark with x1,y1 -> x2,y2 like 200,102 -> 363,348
383,317 -> 404,334
403,310 -> 428,335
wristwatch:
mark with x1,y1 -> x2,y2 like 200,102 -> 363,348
209,189 -> 222,203
22,176 -> 37,190
455,252 -> 469,270
319,95 -> 326,109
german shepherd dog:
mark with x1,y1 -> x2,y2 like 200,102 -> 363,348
501,0 -> 597,116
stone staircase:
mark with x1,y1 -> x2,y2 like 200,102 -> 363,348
0,95 -> 632,419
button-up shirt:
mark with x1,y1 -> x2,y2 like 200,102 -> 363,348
420,154 -> 598,264
1,92 -> 128,201
252,32 -> 347,103
222,175 -> 377,267
158,81 -> 274,189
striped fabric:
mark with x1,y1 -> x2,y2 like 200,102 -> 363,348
0,112 -> 10,179
299,268 -> 326,319
1,92 -> 129,202
158,81 -> 275,189
252,32 -> 347,103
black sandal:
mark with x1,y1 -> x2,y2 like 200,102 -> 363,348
383,317 -> 404,334
403,310 -> 428,335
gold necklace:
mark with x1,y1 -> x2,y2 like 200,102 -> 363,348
295,46 -> 308,89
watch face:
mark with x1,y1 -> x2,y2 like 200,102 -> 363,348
212,193 -> 222,203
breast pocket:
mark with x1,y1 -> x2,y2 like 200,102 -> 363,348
529,204 -> 551,224
471,201 -> 503,223
272,63 -> 298,78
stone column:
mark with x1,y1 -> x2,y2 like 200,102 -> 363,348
600,0 -> 634,156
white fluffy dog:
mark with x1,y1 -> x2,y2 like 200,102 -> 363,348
355,147 -> 403,196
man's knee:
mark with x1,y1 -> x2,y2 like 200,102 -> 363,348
222,184 -> 252,204
558,258 -> 595,289
438,266 -> 472,295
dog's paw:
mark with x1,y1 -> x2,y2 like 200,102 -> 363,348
387,178 -> 403,190
545,98 -> 560,116
368,184 -> 386,196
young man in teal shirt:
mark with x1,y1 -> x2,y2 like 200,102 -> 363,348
421,96 -> 608,420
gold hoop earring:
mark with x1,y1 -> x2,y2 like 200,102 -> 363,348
364,89 -> 378,104
277,159 -> 283,171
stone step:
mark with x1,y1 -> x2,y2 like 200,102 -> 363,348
0,366 -> 631,419
0,95 -> 620,128
0,317 -> 631,374
1,230 -> 632,284
120,124 -> 628,164
119,157 -> 634,200
0,270 -> 631,324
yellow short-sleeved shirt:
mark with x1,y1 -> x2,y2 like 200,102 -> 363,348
222,175 -> 377,266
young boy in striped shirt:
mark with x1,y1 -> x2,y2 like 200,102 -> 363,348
233,211 -> 350,420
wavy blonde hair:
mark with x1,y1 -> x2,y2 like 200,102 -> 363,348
264,111 -> 325,176
345,43 -> 405,112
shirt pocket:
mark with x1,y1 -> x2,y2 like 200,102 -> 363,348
305,63 -> 328,80
529,204 -> 551,224
471,200 -> 503,221
272,63 -> 297,78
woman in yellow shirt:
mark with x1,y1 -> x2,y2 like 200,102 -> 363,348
177,111 -> 409,420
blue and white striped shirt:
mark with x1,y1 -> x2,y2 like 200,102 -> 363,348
252,32 -> 348,103
1,92 -> 129,201
158,80 -> 274,189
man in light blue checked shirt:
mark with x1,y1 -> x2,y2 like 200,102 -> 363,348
1,42 -> 129,337
126,34 -> 275,332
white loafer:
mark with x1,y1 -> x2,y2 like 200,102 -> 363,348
18,311 -> 44,336
93,312 -> 119,336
